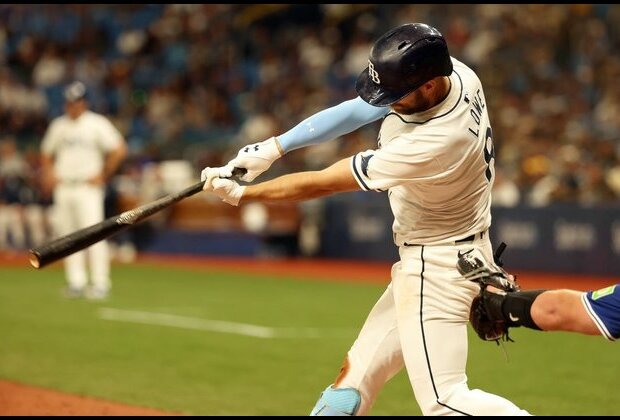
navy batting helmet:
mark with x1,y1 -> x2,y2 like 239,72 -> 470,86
356,23 -> 453,107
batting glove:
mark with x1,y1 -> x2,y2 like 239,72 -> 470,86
202,168 -> 246,206
227,137 -> 283,182
201,166 -> 233,189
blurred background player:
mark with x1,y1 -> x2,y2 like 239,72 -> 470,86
0,137 -> 27,252
40,81 -> 127,299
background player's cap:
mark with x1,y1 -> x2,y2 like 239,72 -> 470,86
356,23 -> 453,107
64,81 -> 87,102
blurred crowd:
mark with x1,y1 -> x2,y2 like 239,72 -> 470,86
2,4 -> 620,251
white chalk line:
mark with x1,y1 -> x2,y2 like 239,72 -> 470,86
97,307 -> 354,339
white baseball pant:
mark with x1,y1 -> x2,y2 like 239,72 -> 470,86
332,234 -> 531,416
52,183 -> 110,292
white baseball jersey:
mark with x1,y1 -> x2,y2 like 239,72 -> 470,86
41,110 -> 123,182
350,57 -> 494,246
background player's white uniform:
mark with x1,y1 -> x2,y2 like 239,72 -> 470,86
339,58 -> 529,415
41,110 -> 124,295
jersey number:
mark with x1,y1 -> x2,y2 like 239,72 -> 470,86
483,126 -> 495,183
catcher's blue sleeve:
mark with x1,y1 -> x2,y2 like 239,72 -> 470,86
278,96 -> 389,153
582,284 -> 620,340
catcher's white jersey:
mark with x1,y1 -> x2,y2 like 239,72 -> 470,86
351,58 -> 494,246
41,110 -> 123,183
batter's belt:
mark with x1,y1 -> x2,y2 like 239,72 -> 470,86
403,230 -> 486,247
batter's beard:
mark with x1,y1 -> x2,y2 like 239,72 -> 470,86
392,98 -> 432,115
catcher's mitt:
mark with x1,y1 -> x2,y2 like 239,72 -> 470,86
469,289 -> 512,342
457,246 -> 520,343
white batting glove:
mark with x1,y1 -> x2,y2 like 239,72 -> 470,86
227,136 -> 283,182
201,166 -> 233,190
207,177 -> 246,206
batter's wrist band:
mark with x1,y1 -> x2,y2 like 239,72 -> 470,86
274,137 -> 285,156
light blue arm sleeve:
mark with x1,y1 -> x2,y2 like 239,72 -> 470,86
277,96 -> 389,153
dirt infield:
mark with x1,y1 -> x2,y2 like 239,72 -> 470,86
0,380 -> 180,416
1,251 -> 616,415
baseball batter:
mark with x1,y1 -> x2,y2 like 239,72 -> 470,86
203,23 -> 530,415
41,81 -> 127,299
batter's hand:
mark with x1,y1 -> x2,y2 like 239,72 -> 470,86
202,167 -> 246,206
201,166 -> 233,188
226,136 -> 283,182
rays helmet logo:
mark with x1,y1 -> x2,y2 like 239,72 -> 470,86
368,60 -> 381,84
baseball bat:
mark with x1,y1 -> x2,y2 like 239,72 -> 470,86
29,167 -> 247,269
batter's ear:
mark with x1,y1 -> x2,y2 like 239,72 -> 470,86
422,77 -> 440,91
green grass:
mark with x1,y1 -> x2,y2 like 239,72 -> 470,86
0,264 -> 618,415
